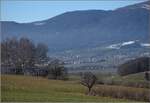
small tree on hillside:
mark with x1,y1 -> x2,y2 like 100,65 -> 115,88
81,72 -> 97,93
47,59 -> 68,80
145,72 -> 150,81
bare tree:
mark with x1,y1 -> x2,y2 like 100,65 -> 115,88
1,37 -> 50,75
1,37 -> 19,68
18,37 -> 36,70
35,43 -> 49,64
145,72 -> 150,81
81,72 -> 97,93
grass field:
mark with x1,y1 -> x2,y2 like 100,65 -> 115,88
94,72 -> 150,88
1,75 -> 131,102
95,72 -> 147,82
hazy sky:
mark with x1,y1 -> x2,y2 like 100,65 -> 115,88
1,0 -> 147,23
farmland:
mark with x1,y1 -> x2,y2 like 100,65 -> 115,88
1,75 -> 131,102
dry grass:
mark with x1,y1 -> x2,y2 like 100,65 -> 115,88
91,84 -> 150,102
1,75 -> 130,102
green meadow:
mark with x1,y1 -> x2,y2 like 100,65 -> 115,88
1,75 -> 131,102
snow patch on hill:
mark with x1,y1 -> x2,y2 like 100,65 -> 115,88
141,43 -> 150,47
142,4 -> 150,10
33,22 -> 46,26
107,40 -> 150,49
122,41 -> 136,46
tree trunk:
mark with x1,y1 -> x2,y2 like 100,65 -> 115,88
88,87 -> 91,93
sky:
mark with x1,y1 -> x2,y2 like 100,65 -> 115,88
0,0 -> 147,23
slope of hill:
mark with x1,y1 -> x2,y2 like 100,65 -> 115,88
1,1 -> 150,52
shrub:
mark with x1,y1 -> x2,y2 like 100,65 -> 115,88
145,72 -> 150,81
91,85 -> 150,102
47,59 -> 68,80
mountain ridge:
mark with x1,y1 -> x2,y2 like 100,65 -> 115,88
1,1 -> 150,52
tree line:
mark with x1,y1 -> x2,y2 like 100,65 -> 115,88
1,37 -> 67,80
118,57 -> 150,81
1,37 -> 48,70
118,57 -> 150,76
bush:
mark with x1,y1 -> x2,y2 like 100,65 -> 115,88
91,85 -> 150,102
145,72 -> 150,81
47,59 -> 68,80
120,81 -> 150,88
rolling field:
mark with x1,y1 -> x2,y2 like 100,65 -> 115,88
1,75 -> 131,102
